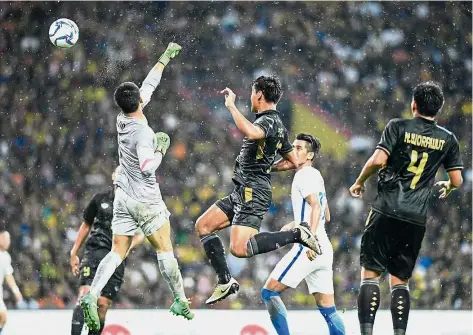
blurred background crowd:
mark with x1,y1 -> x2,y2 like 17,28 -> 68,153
0,2 -> 471,311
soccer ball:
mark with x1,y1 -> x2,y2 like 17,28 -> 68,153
49,18 -> 79,48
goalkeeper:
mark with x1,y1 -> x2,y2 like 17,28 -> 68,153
80,42 -> 194,332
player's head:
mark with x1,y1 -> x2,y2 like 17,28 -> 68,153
251,75 -> 283,112
411,81 -> 444,118
114,82 -> 142,114
293,133 -> 321,166
112,166 -> 122,183
0,231 -> 11,251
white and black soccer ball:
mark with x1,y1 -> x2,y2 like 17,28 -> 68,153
49,18 -> 79,48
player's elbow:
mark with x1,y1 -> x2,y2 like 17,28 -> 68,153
371,149 -> 389,168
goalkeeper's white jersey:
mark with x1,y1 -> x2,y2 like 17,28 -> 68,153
114,111 -> 163,203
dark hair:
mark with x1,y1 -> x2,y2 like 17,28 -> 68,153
412,81 -> 444,117
114,82 -> 141,113
296,133 -> 321,160
251,75 -> 283,104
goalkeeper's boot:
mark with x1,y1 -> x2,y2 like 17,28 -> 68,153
295,222 -> 322,255
80,292 -> 100,332
170,297 -> 194,320
205,277 -> 239,305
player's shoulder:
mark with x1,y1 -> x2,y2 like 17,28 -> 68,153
0,251 -> 11,262
386,117 -> 407,129
434,123 -> 457,139
92,190 -> 112,202
294,166 -> 323,182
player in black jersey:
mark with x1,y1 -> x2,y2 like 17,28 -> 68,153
70,167 -> 144,335
349,82 -> 463,335
195,76 -> 320,305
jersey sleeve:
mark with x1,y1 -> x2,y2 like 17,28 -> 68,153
296,169 -> 324,199
140,69 -> 163,109
4,253 -> 13,275
443,134 -> 464,171
135,128 -> 163,175
278,129 -> 293,154
83,194 -> 99,224
254,115 -> 277,138
376,119 -> 400,156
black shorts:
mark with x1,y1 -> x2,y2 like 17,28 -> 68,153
79,249 -> 125,301
215,183 -> 271,231
360,210 -> 426,280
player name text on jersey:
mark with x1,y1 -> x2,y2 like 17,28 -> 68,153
404,132 -> 446,151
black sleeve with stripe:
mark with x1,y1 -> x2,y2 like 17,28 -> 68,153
376,119 -> 400,155
443,134 -> 463,171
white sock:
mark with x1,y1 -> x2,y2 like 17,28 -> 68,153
90,251 -> 123,297
157,251 -> 186,300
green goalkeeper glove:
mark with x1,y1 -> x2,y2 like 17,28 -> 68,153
155,132 -> 170,155
158,42 -> 182,67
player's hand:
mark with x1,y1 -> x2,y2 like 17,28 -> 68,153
280,221 -> 296,231
70,254 -> 80,276
158,42 -> 182,66
306,249 -> 318,261
155,132 -> 171,155
220,87 -> 236,108
349,181 -> 365,198
435,180 -> 457,199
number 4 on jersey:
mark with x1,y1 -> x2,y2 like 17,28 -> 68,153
407,150 -> 428,189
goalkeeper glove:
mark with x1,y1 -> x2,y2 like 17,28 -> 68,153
155,132 -> 170,155
158,42 -> 182,67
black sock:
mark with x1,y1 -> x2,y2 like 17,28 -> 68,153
358,279 -> 380,335
71,304 -> 85,335
89,320 -> 105,335
391,284 -> 410,335
247,230 -> 301,257
201,233 -> 231,284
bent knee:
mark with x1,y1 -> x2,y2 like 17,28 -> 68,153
230,243 -> 248,258
195,215 -> 215,235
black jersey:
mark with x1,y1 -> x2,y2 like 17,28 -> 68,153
82,190 -> 114,254
232,110 -> 293,188
373,117 -> 463,225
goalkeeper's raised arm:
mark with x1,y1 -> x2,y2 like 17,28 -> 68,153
140,42 -> 182,108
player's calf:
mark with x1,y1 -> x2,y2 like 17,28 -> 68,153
246,222 -> 319,257
358,278 -> 381,335
0,311 -> 7,334
261,288 -> 290,335
390,283 -> 410,335
314,293 -> 346,335
318,305 -> 346,335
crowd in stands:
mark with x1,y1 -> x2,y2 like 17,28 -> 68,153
0,2 -> 471,310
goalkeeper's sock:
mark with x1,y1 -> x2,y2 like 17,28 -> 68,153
261,288 -> 290,335
200,233 -> 232,284
89,251 -> 123,297
247,230 -> 300,257
157,251 -> 186,300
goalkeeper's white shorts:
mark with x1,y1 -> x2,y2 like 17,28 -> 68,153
269,243 -> 334,294
112,186 -> 170,236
